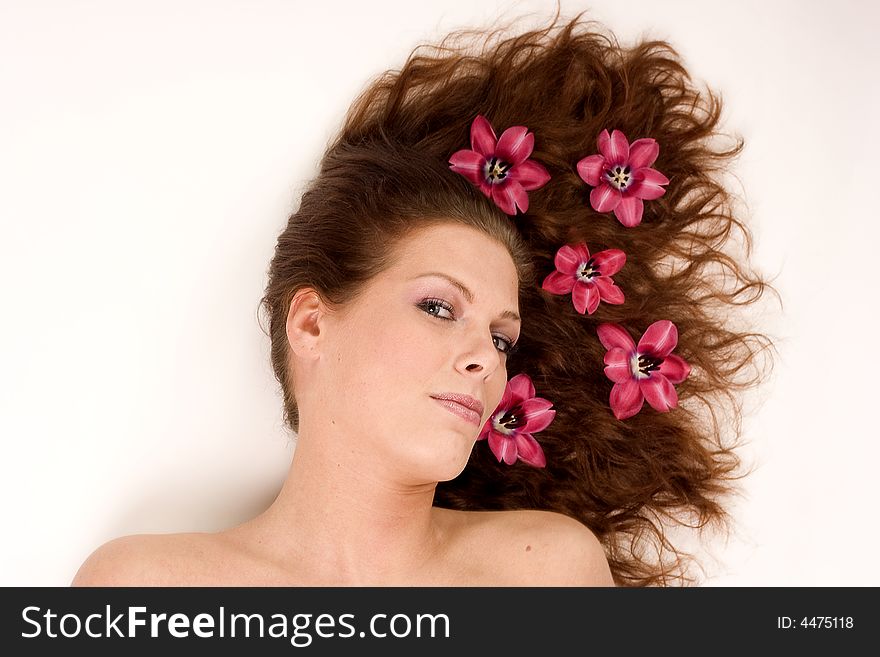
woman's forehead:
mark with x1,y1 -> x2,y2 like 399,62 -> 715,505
373,224 -> 521,312
393,223 -> 516,270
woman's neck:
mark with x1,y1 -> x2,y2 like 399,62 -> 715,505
234,427 -> 450,585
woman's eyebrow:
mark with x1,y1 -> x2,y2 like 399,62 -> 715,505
411,272 -> 521,322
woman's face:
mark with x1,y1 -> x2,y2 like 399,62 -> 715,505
308,222 -> 521,483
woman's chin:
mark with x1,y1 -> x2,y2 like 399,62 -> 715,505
408,437 -> 475,482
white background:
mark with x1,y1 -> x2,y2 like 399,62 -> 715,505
1,0 -> 877,586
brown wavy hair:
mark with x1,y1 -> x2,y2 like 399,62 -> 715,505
259,9 -> 776,586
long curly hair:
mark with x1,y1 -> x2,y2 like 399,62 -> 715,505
260,9 -> 776,587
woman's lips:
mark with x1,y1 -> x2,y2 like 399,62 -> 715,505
431,397 -> 482,426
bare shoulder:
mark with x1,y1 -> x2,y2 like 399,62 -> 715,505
71,533 -> 216,587
482,509 -> 615,587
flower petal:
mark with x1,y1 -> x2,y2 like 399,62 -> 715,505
603,347 -> 632,383
629,167 -> 669,201
610,379 -> 644,420
640,374 -> 678,412
553,244 -> 581,275
510,180 -> 530,214
614,196 -> 644,227
496,126 -> 534,165
485,429 -> 502,454
627,138 -> 659,169
576,154 -> 605,186
571,281 -> 591,315
518,396 -> 554,416
594,129 -> 610,155
638,320 -> 679,358
541,270 -> 576,295
658,354 -> 690,384
594,276 -> 625,304
585,284 -> 601,314
519,398 -> 556,433
507,373 -> 535,404
633,167 -> 670,186
490,181 -> 518,215
590,184 -> 621,213
573,242 -> 592,263
497,378 -> 516,410
488,431 -> 518,465
449,149 -> 487,186
470,115 -> 497,156
514,432 -> 547,468
628,180 -> 667,201
597,323 -> 635,352
509,159 -> 550,191
591,248 -> 626,276
599,129 -> 630,165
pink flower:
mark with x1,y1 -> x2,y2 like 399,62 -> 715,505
597,320 -> 691,420
478,373 -> 555,467
449,115 -> 551,216
576,129 -> 670,227
541,243 -> 626,315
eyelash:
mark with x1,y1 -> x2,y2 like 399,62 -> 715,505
417,297 -> 519,356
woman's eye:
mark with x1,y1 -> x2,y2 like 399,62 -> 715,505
493,335 -> 515,354
419,298 -> 517,356
492,335 -> 513,354
419,298 -> 454,320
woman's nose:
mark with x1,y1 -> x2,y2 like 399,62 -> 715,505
459,331 -> 499,374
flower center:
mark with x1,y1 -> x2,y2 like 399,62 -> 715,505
484,156 -> 513,183
576,257 -> 600,283
631,352 -> 662,379
605,164 -> 632,191
492,406 -> 525,435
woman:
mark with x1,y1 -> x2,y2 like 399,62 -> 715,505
72,11 -> 772,587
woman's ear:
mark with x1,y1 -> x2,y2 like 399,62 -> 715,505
285,288 -> 326,360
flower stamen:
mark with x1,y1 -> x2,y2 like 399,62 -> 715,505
637,354 -> 662,376
576,257 -> 600,282
493,406 -> 526,435
485,156 -> 513,183
605,164 -> 631,190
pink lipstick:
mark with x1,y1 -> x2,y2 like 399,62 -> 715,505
430,393 -> 484,427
